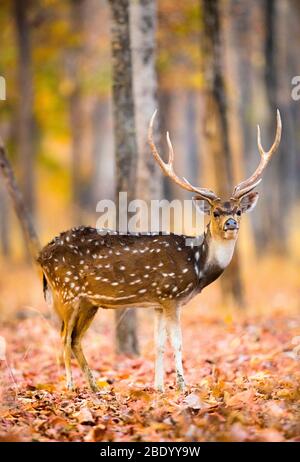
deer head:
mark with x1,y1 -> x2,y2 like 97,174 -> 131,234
148,110 -> 282,242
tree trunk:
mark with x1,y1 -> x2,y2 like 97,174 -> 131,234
262,0 -> 283,252
82,0 -> 114,209
91,98 -> 114,203
109,0 -> 139,355
131,0 -> 162,203
264,0 -> 296,253
13,0 -> 36,221
291,0 -> 300,202
200,0 -> 244,307
68,0 -> 86,224
228,0 -> 265,254
0,184 -> 10,257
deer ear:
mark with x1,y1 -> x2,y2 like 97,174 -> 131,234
193,196 -> 212,215
240,191 -> 259,213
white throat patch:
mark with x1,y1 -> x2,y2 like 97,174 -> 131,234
207,238 -> 236,269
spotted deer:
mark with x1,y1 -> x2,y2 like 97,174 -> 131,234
37,110 -> 282,392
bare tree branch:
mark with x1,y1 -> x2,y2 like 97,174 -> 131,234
0,140 -> 40,262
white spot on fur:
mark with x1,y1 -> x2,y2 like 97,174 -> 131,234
130,279 -> 141,285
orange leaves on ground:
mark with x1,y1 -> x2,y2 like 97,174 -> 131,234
0,311 -> 300,441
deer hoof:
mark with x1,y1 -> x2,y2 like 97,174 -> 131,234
90,383 -> 100,393
155,384 -> 165,393
66,380 -> 75,391
176,375 -> 186,391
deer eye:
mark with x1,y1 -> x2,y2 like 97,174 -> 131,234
236,210 -> 242,216
213,210 -> 220,218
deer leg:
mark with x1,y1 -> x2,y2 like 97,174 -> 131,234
71,304 -> 99,392
57,321 -> 65,367
154,307 -> 167,392
62,303 -> 79,391
164,303 -> 186,391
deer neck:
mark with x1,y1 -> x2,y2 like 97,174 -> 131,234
196,225 -> 237,286
208,227 -> 236,268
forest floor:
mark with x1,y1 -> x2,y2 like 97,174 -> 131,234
0,259 -> 300,442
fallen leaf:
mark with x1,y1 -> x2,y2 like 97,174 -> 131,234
183,393 -> 209,410
76,407 -> 95,425
226,390 -> 254,407
0,432 -> 23,442
257,428 -> 285,442
85,424 -> 107,442
230,423 -> 250,442
48,416 -> 69,428
265,401 -> 284,418
97,378 -> 110,388
129,390 -> 152,401
36,383 -> 56,393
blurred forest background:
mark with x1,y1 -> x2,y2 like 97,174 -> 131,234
1,0 -> 300,318
1,0 -> 300,442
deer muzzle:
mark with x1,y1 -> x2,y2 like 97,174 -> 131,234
223,218 -> 239,231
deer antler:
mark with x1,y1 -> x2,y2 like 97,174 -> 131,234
232,109 -> 282,199
148,110 -> 219,203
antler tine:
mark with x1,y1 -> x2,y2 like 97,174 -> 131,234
166,131 -> 174,165
232,109 -> 282,199
257,108 -> 282,159
148,110 -> 219,202
148,110 -> 170,175
149,110 -> 188,188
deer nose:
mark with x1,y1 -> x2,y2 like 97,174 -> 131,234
224,218 -> 238,231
